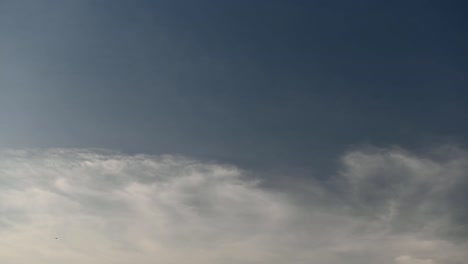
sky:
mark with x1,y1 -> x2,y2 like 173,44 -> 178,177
0,1 -> 467,263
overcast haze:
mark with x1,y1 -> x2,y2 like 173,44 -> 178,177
0,1 -> 467,263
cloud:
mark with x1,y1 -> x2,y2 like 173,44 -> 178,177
0,147 -> 466,263
338,146 -> 468,241
395,255 -> 434,264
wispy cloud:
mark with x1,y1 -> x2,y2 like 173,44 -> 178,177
0,147 -> 466,263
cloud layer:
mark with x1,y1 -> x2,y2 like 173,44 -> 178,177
0,147 -> 466,263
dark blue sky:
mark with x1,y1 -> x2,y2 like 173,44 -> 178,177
1,0 -> 467,176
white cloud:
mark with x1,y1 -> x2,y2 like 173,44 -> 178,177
0,147 -> 466,264
395,255 -> 434,264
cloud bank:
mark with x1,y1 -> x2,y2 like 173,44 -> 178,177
0,147 -> 466,263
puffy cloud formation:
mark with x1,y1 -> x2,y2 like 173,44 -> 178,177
0,147 -> 466,263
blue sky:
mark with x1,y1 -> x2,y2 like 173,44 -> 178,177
2,0 -> 467,171
0,1 -> 467,263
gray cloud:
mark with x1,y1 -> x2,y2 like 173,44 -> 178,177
337,146 -> 468,242
0,147 -> 466,263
